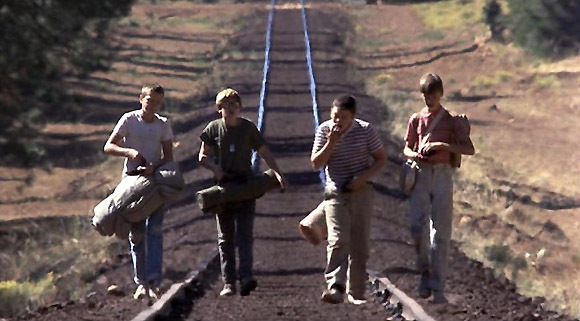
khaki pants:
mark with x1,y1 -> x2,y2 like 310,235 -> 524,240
324,184 -> 373,298
408,162 -> 453,292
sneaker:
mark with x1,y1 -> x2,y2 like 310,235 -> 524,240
133,285 -> 147,300
347,293 -> 367,305
431,290 -> 448,304
149,287 -> 161,300
321,287 -> 344,304
418,272 -> 431,299
133,285 -> 161,300
240,278 -> 258,296
219,283 -> 236,296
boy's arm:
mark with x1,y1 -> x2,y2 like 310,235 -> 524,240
403,114 -> 422,160
198,141 -> 224,181
403,143 -> 421,160
257,145 -> 288,191
346,147 -> 387,191
103,133 -> 145,164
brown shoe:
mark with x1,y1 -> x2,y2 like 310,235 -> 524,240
240,278 -> 258,296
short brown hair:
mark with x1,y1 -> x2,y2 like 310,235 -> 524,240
215,88 -> 242,110
419,73 -> 443,94
332,94 -> 357,114
140,84 -> 164,99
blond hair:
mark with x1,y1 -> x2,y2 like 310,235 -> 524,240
215,88 -> 242,110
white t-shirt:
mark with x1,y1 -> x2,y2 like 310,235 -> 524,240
111,110 -> 174,173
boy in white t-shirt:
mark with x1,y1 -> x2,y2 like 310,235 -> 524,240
104,84 -> 174,300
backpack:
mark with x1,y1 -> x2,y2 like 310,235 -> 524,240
450,113 -> 472,168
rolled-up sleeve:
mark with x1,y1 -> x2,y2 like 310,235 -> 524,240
312,124 -> 329,155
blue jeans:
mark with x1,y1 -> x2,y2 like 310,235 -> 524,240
129,205 -> 165,286
215,200 -> 256,285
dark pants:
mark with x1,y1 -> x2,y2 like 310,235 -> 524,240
215,200 -> 256,285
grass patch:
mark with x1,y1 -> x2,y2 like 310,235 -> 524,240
535,74 -> 560,90
372,73 -> 393,86
418,30 -> 446,41
0,215 -> 125,318
413,0 -> 487,30
0,274 -> 55,317
471,70 -> 513,88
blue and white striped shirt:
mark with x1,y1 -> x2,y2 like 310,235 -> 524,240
313,118 -> 383,191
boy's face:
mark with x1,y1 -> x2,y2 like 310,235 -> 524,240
140,91 -> 164,114
330,106 -> 354,132
218,99 -> 241,120
421,90 -> 442,110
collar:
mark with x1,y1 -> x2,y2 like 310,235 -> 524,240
422,106 -> 446,118
333,119 -> 359,136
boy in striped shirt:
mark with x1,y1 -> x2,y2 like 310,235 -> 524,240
311,95 -> 386,304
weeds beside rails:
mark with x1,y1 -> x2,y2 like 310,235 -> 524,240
0,216 -> 123,318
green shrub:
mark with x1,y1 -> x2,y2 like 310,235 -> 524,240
0,0 -> 134,167
483,0 -> 505,40
485,244 -> 512,264
505,0 -> 580,58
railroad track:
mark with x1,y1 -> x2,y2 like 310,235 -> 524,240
130,1 -> 437,320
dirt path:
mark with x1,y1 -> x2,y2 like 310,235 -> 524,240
16,2 -> 579,321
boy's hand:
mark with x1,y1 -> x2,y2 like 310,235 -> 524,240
128,149 -> 146,165
421,142 -> 449,155
327,124 -> 342,144
346,176 -> 365,191
275,172 -> 288,192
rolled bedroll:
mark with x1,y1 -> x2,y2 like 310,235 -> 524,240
196,169 -> 280,213
298,201 -> 327,245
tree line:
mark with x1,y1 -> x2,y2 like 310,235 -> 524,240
485,0 -> 580,57
0,0 -> 134,167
